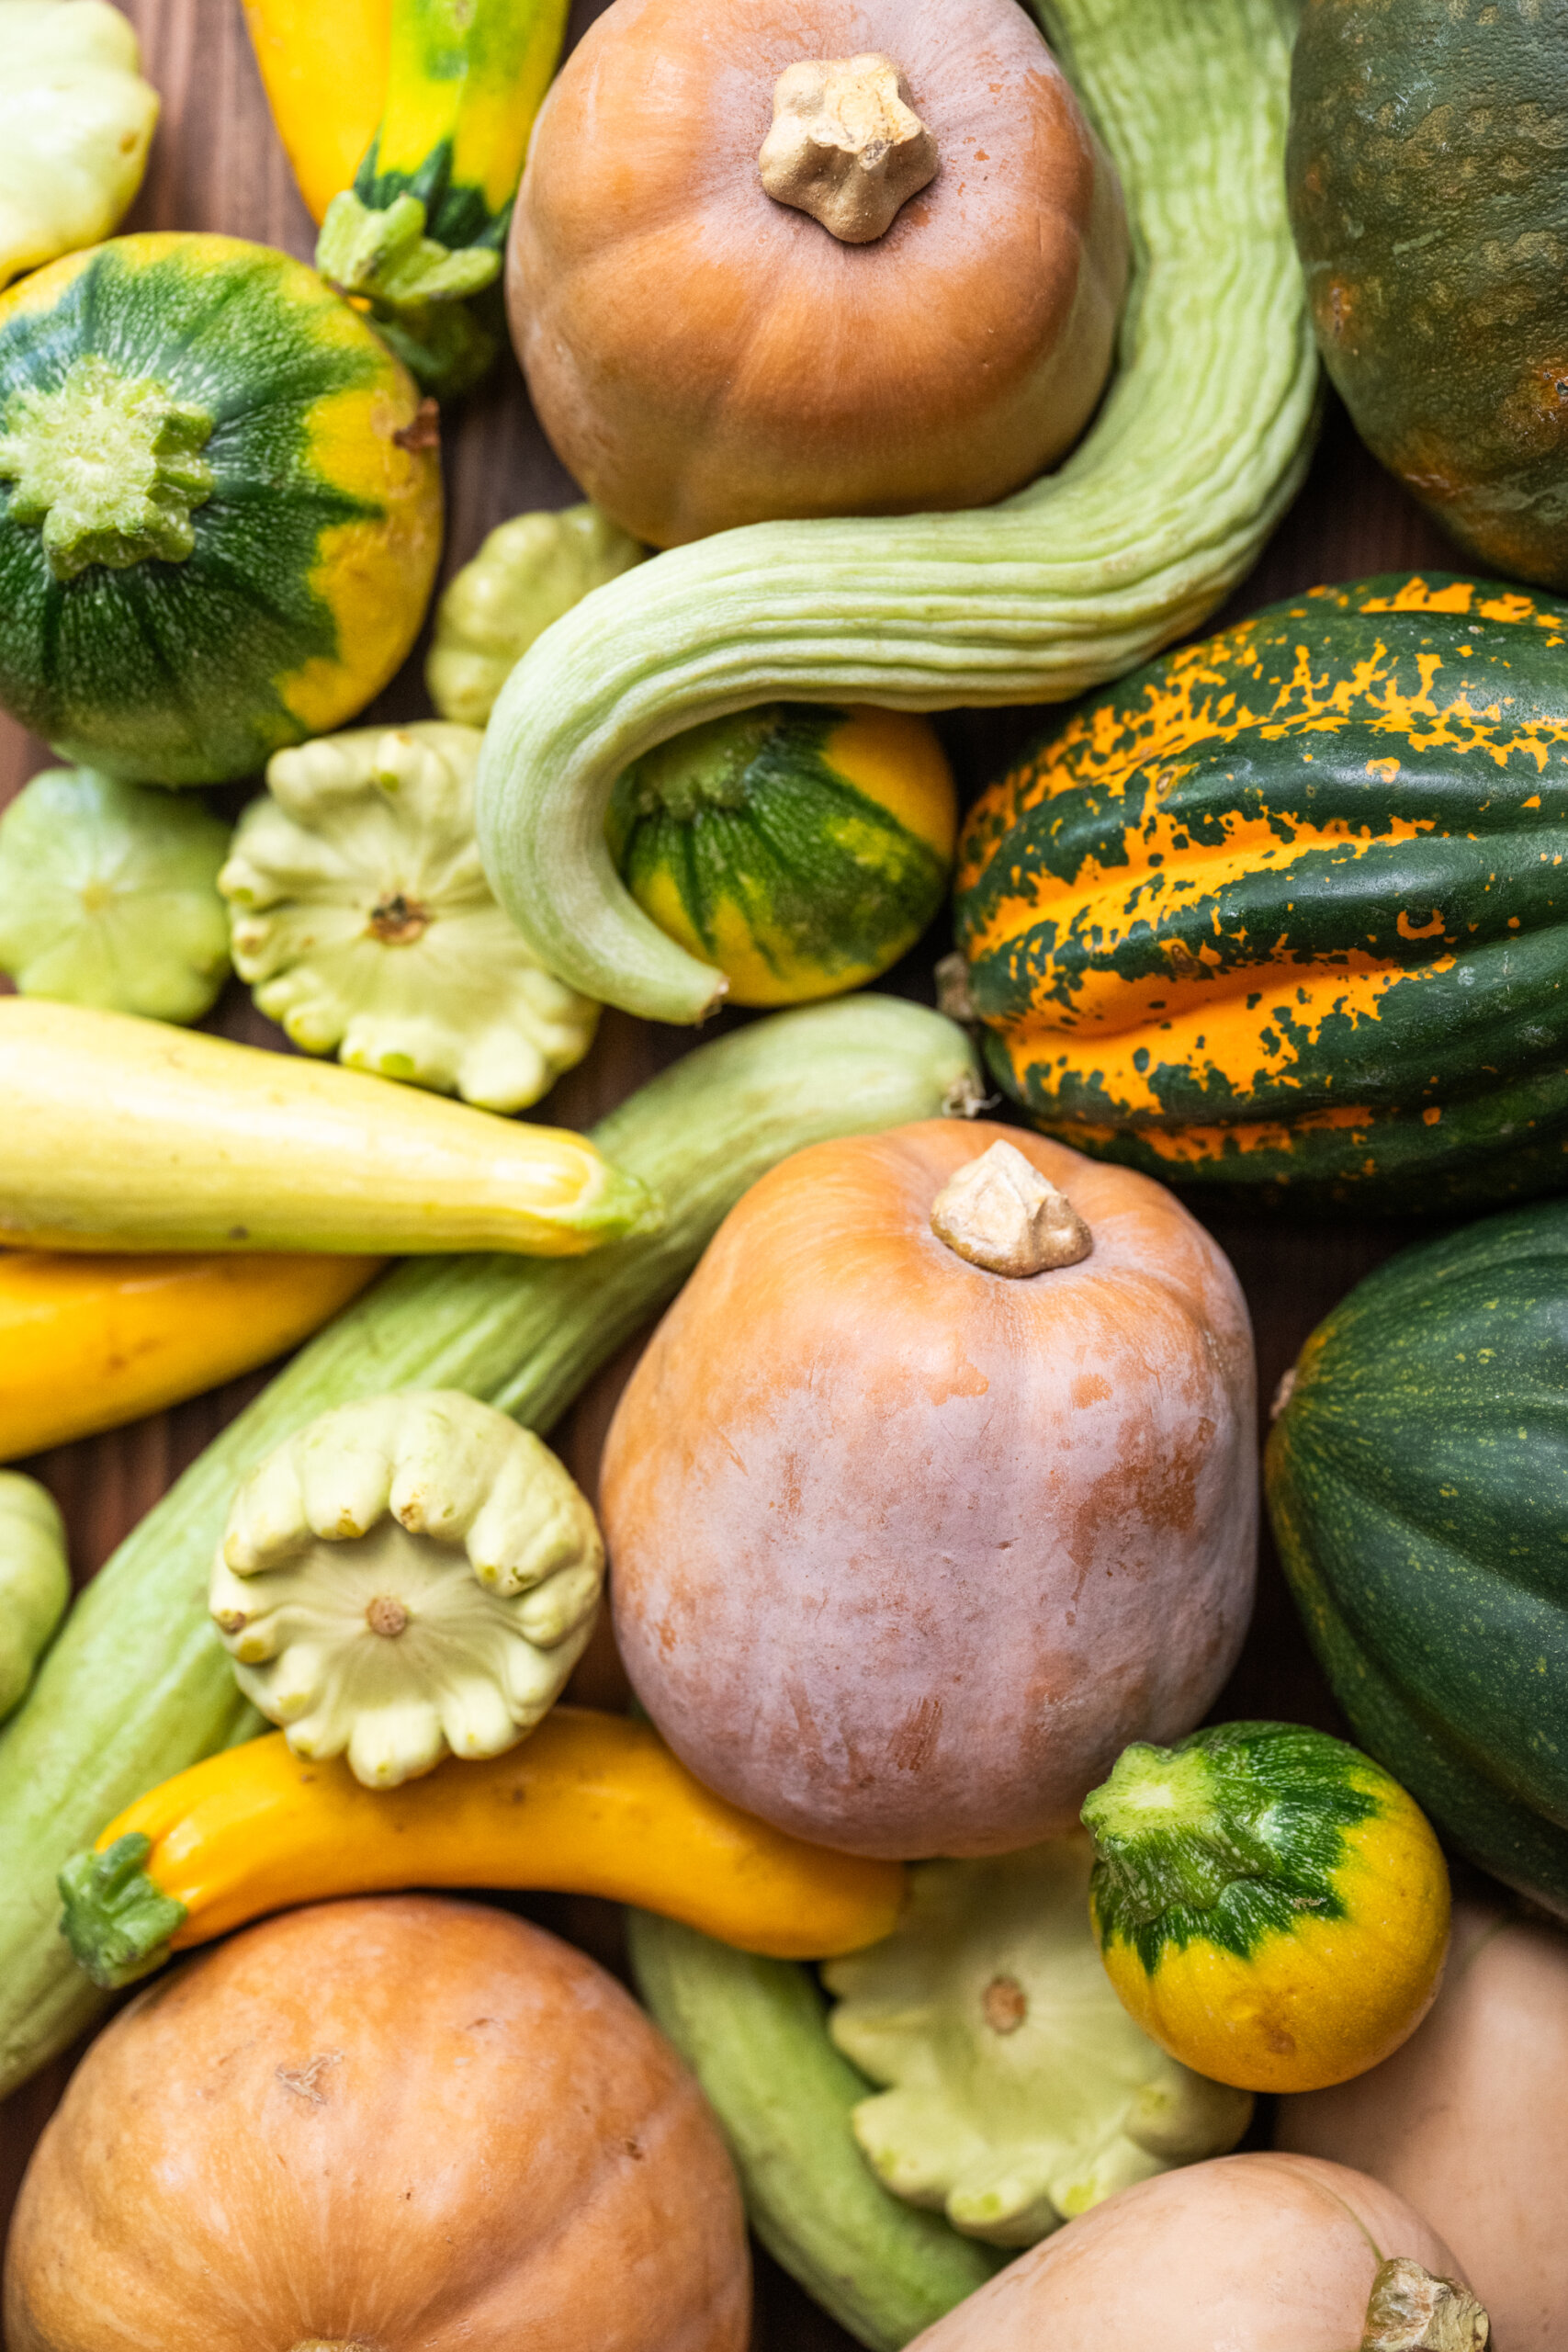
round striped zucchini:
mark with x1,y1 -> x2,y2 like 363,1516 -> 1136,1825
608,705 -> 955,1007
955,571 -> 1568,1207
0,232 -> 443,785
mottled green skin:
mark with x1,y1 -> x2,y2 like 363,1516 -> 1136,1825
610,707 -> 949,999
1084,1723 -> 1378,1972
955,574 -> 1568,1207
1268,1201 -> 1568,1915
1289,0 -> 1568,588
0,241 -> 381,784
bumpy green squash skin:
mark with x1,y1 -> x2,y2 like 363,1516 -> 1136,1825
0,234 -> 439,785
1289,0 -> 1568,590
1267,1199 -> 1568,1917
955,572 -> 1568,1207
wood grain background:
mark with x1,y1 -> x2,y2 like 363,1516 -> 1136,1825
0,2 -> 1463,2340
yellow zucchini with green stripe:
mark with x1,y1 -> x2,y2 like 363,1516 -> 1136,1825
316,0 -> 569,394
1082,1722 -> 1451,2096
608,706 -> 956,1008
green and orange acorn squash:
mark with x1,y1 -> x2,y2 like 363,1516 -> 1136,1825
954,572 -> 1568,1208
0,232 -> 442,786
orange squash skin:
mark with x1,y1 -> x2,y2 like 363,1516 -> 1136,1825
507,0 -> 1129,547
5,1896 -> 750,2352
602,1121 -> 1257,1860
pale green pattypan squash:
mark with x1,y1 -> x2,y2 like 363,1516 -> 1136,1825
0,1471 -> 70,1723
823,1836 -> 1252,2248
427,504 -> 645,728
0,2 -> 158,291
0,765 -> 230,1022
220,721 -> 599,1114
209,1389 -> 604,1789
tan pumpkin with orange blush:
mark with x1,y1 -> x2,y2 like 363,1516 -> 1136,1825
602,1123 -> 1257,1859
5,1896 -> 750,2352
506,0 -> 1129,546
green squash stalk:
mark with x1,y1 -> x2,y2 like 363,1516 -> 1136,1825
475,0 -> 1318,1023
0,995 -> 979,2098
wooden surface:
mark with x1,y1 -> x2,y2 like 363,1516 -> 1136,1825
0,1 -> 1464,2341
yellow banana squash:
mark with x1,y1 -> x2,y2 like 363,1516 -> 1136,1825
60,1708 -> 909,1985
240,0 -> 389,226
0,1001 -> 656,1258
0,1250 -> 379,1461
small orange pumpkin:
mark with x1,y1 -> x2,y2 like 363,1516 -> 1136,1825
601,1122 -> 1257,1859
5,1895 -> 750,2352
507,0 -> 1129,547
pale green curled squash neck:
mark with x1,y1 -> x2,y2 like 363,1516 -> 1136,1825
0,355 -> 215,580
473,0 -> 1318,1023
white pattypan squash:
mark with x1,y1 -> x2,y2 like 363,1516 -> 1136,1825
220,720 -> 600,1114
0,2 -> 158,291
209,1389 -> 604,1789
426,503 -> 645,729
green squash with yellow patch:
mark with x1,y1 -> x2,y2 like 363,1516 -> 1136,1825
954,572 -> 1568,1207
608,705 -> 955,1007
0,232 -> 443,785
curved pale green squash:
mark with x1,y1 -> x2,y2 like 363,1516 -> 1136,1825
474,0 -> 1317,1023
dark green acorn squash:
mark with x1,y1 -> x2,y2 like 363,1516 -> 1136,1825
953,571 -> 1568,1208
1267,1199 -> 1568,1917
0,232 -> 443,786
1288,0 -> 1568,590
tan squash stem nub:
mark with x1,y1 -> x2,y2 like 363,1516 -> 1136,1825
930,1140 -> 1091,1277
1360,2259 -> 1489,2352
758,54 -> 938,243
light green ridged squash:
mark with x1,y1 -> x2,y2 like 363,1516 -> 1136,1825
475,0 -> 1317,1023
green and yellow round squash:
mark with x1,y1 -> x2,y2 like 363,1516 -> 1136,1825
1268,1199 -> 1568,1918
1289,0 -> 1568,591
607,704 -> 955,1007
0,232 -> 443,786
1082,1722 -> 1450,2094
954,571 -> 1568,1208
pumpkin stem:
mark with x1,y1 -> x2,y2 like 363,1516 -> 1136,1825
930,1140 -> 1091,1277
0,355 -> 214,582
1361,2257 -> 1489,2350
758,54 -> 938,243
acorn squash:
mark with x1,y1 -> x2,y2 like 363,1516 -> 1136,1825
954,571 -> 1568,1208
1289,0 -> 1568,592
0,232 -> 442,786
1267,1197 -> 1568,1919
607,705 -> 956,1008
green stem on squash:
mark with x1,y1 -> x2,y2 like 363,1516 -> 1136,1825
0,356 -> 214,581
474,0 -> 1320,1023
55,1834 -> 186,1990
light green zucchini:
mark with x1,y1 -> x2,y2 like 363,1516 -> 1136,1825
627,1910 -> 1003,2351
474,0 -> 1317,1023
0,1473 -> 70,1723
0,995 -> 979,2098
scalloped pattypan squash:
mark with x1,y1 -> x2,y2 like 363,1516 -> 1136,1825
220,721 -> 599,1113
0,2 -> 158,292
209,1388 -> 604,1789
427,503 -> 645,729
0,765 -> 231,1022
823,1836 -> 1251,2247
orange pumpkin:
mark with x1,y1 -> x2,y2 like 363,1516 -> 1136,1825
506,0 -> 1129,547
601,1122 -> 1257,1859
5,1895 -> 750,2352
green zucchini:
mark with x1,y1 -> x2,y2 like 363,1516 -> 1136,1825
474,0 -> 1318,1023
0,995 -> 979,2098
626,1911 -> 1003,2352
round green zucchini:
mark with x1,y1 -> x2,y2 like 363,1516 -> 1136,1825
473,0 -> 1319,1023
1289,0 -> 1568,590
0,232 -> 443,785
953,571 -> 1568,1208
1267,1198 -> 1568,1917
607,705 -> 955,1007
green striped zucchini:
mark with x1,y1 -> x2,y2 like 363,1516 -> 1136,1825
0,996 -> 979,2098
474,0 -> 1318,1023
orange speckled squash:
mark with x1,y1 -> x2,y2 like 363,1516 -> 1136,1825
601,1120 -> 1257,1860
506,0 -> 1128,547
5,1895 -> 750,2352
